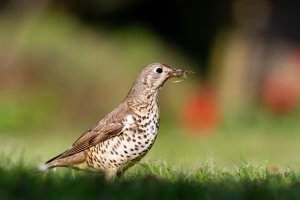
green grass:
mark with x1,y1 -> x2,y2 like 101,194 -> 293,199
1,128 -> 300,200
0,158 -> 300,200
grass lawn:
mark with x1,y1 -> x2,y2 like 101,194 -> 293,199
0,158 -> 300,200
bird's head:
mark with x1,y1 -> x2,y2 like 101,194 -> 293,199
126,63 -> 189,104
137,63 -> 185,91
126,63 -> 188,101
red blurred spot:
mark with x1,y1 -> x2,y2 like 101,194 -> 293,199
180,86 -> 219,133
262,75 -> 297,113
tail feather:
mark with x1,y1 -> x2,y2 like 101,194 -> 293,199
45,153 -> 63,165
44,151 -> 86,169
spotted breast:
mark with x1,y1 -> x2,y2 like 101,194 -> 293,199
86,93 -> 159,175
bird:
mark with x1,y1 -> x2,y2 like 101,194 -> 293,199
42,63 -> 186,179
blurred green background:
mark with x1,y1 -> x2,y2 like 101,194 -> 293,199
0,0 -> 300,171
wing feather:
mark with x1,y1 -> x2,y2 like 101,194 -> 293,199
58,123 -> 123,158
46,102 -> 133,163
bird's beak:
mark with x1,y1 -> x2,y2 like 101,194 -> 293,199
170,68 -> 185,77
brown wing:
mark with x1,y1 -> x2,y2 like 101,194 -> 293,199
60,123 -> 123,158
46,102 -> 132,163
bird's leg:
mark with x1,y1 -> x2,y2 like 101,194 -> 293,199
105,168 -> 118,181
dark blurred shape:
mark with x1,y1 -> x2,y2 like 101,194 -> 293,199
271,0 -> 300,44
0,0 -> 9,10
53,0 -> 232,75
233,0 -> 271,35
2,0 -> 300,76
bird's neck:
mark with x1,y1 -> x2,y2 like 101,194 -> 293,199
126,87 -> 159,109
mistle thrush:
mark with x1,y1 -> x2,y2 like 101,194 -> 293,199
43,63 -> 186,179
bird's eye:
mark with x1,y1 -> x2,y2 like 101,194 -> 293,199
156,67 -> 163,73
